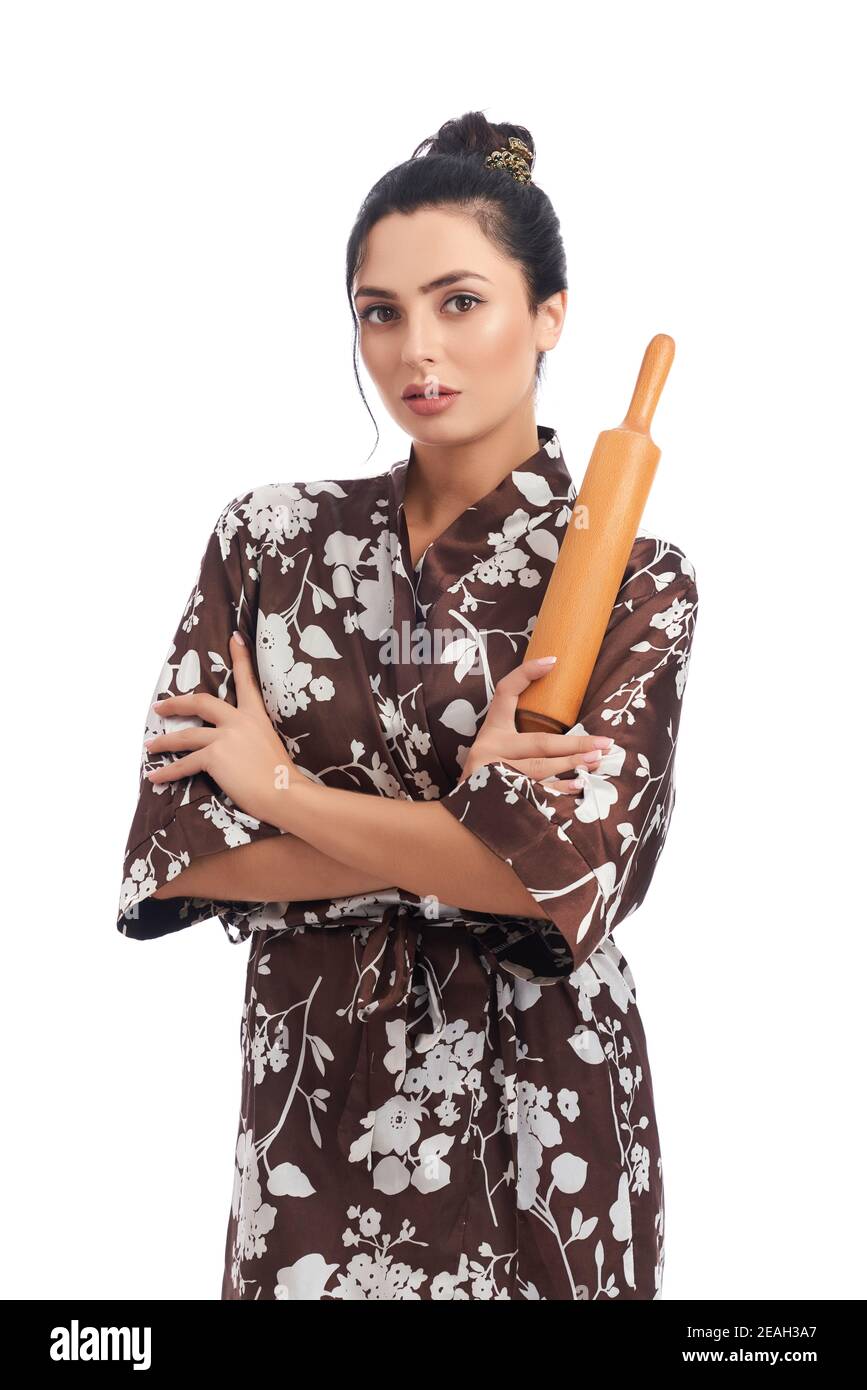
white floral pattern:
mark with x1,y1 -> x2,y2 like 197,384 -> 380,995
117,425 -> 698,1299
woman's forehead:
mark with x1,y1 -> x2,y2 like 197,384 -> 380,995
355,212 -> 512,292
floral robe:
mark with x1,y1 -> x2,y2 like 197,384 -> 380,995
116,424 -> 699,1300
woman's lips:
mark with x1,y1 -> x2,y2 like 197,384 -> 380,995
402,391 -> 460,416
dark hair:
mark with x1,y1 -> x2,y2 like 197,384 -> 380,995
345,109 -> 568,458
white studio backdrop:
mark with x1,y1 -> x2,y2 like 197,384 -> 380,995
1,0 -> 863,1300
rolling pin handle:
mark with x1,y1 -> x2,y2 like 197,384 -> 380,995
620,333 -> 675,437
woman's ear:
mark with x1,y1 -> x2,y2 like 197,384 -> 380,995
537,288 -> 567,352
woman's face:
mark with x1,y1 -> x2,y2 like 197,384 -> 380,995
354,207 -> 565,443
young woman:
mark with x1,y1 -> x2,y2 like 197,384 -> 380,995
117,111 -> 699,1301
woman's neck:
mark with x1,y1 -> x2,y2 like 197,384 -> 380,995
403,408 -> 540,528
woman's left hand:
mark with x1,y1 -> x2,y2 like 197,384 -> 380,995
144,629 -> 301,826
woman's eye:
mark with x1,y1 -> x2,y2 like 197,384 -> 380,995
359,305 -> 397,325
444,293 -> 482,314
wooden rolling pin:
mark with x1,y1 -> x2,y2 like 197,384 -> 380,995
515,334 -> 675,734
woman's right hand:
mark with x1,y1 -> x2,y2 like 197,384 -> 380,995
457,655 -> 614,790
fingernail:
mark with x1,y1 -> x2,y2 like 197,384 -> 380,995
538,655 -> 557,665
595,737 -> 614,748
232,629 -> 245,645
578,752 -> 601,765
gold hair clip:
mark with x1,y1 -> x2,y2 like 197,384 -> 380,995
484,136 -> 534,185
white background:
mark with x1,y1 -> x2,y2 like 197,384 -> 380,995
2,0 -> 863,1300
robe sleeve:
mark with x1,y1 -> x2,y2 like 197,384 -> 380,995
116,491 -> 285,944
437,539 -> 699,984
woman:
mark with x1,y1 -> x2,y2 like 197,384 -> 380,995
117,111 -> 699,1301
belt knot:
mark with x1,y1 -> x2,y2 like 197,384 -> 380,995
336,902 -> 445,1162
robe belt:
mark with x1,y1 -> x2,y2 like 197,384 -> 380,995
334,902 -> 512,1171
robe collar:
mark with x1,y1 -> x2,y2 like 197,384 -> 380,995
386,423 -> 574,610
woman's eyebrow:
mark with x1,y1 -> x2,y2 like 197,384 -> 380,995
354,270 -> 492,302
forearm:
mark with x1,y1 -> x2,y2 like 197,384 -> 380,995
153,830 -> 394,902
269,781 -> 548,919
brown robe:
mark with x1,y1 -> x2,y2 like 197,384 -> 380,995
117,424 -> 699,1300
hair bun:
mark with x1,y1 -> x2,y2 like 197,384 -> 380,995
412,110 -> 536,185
